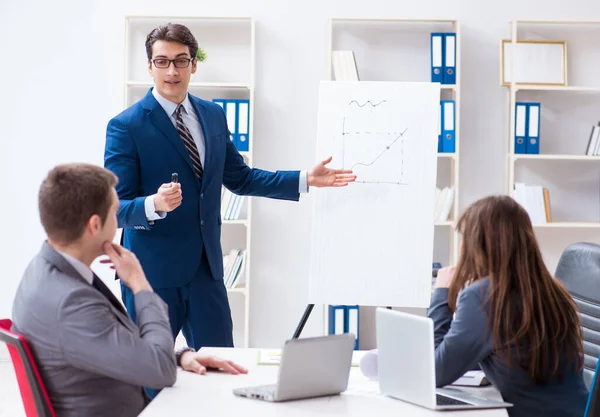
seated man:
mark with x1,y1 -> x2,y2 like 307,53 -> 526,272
11,163 -> 247,417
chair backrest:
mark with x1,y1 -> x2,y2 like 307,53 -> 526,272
0,319 -> 56,417
554,242 -> 600,388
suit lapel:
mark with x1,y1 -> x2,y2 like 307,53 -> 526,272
142,89 -> 199,186
92,273 -> 128,316
39,242 -> 138,333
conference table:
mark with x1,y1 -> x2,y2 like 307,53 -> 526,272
139,348 -> 509,416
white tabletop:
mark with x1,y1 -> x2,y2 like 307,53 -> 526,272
140,348 -> 509,416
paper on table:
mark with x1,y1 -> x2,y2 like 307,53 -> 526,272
451,370 -> 490,387
359,349 -> 379,380
256,349 -> 282,365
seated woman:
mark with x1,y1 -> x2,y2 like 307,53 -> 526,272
429,195 -> 589,417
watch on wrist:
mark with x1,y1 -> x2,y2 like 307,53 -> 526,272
175,346 -> 195,366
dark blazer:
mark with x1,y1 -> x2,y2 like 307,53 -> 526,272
104,88 -> 300,288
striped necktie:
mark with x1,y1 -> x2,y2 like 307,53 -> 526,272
175,104 -> 203,181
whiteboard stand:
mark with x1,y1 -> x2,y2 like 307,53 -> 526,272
292,304 -> 315,338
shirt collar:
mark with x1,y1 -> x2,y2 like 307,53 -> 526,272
152,87 -> 193,119
55,250 -> 94,285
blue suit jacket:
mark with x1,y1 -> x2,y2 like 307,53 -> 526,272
104,89 -> 300,288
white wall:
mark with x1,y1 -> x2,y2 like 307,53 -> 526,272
2,0 -> 600,351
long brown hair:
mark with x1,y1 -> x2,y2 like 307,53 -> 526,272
449,195 -> 583,383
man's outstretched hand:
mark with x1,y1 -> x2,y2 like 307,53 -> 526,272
307,156 -> 357,188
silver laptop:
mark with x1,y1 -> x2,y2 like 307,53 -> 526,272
233,333 -> 355,402
376,308 -> 512,411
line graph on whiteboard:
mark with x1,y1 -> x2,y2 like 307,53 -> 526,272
341,99 -> 410,185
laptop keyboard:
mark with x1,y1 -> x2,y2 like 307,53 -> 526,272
436,394 -> 472,406
240,384 -> 276,396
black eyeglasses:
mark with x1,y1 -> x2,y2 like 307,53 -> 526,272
151,57 -> 194,69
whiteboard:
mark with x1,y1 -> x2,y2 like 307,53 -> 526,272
308,81 -> 441,307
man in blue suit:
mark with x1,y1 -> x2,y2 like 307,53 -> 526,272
104,23 -> 356,351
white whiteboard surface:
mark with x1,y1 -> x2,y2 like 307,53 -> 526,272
308,81 -> 440,307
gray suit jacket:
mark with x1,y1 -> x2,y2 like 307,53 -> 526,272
11,242 -> 177,417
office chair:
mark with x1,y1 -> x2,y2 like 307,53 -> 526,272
554,242 -> 600,389
585,358 -> 600,417
0,319 -> 56,417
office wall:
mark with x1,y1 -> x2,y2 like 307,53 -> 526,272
1,0 -> 600,355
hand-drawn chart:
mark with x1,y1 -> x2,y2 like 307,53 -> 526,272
341,99 -> 409,185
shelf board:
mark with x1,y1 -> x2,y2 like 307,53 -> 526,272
441,84 -> 457,90
126,81 -> 252,89
227,287 -> 247,295
510,85 -> 600,92
435,221 -> 454,227
126,15 -> 253,22
331,17 -> 457,24
513,154 -> 600,161
223,220 -> 249,226
533,222 -> 600,228
437,153 -> 456,159
513,19 -> 600,25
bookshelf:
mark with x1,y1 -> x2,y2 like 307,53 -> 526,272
504,20 -> 600,231
326,17 -> 461,348
124,15 -> 255,348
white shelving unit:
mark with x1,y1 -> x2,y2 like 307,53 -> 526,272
124,15 -> 255,348
504,20 -> 600,231
325,17 -> 461,348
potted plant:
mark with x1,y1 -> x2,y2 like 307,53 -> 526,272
196,47 -> 207,63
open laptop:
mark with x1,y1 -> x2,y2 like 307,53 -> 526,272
376,308 -> 512,411
233,333 -> 355,402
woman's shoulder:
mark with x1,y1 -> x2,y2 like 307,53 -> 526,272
461,277 -> 491,299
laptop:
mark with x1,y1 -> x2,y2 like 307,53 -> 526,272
376,308 -> 512,411
233,333 -> 355,402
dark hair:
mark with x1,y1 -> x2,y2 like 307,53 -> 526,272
145,23 -> 198,60
38,163 -> 118,245
451,195 -> 583,384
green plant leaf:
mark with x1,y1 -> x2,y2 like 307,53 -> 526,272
196,47 -> 207,62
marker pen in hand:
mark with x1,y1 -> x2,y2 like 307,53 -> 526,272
171,173 -> 179,184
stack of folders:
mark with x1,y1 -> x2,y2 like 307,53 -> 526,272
439,100 -> 456,153
222,249 -> 246,289
212,99 -> 250,152
328,305 -> 359,350
585,122 -> 600,155
430,32 -> 456,84
514,102 -> 541,154
434,186 -> 454,222
512,183 -> 552,224
221,188 -> 246,221
331,50 -> 359,81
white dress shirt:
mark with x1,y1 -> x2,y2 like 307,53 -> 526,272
145,88 -> 308,221
56,250 -> 93,285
